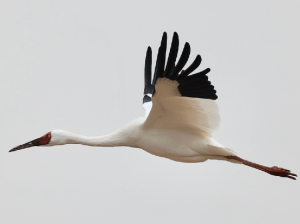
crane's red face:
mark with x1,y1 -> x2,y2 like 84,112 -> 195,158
9,132 -> 52,152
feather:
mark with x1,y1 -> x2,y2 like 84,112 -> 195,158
177,55 -> 201,82
144,47 -> 153,94
145,78 -> 220,135
169,42 -> 191,80
164,32 -> 179,78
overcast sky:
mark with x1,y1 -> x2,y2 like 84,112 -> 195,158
0,1 -> 300,223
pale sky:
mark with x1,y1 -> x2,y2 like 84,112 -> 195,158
0,1 -> 300,223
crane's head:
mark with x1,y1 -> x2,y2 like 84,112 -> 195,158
9,132 -> 52,152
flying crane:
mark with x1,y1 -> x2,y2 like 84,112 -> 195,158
10,32 -> 297,180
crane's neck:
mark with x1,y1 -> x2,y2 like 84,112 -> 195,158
48,130 -> 132,148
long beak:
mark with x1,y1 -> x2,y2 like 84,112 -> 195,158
9,137 -> 42,152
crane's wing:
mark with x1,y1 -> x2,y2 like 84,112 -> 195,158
143,32 -> 220,136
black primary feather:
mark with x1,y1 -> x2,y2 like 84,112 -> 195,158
177,55 -> 201,82
154,32 -> 167,81
169,42 -> 190,80
164,32 -> 179,78
144,47 -> 153,94
143,32 -> 218,104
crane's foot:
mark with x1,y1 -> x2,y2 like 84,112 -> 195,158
267,166 -> 297,180
225,156 -> 297,180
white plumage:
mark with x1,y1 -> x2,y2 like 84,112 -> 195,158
10,32 -> 297,180
142,77 -> 236,163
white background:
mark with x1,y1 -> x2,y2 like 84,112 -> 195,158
0,1 -> 299,223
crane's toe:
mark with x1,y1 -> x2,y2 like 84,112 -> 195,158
268,166 -> 297,180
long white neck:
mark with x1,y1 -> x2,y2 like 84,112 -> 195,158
49,130 -> 132,147
48,118 -> 145,148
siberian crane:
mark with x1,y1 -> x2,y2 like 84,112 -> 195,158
10,32 -> 297,180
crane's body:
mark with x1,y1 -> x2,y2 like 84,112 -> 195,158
47,118 -> 235,164
10,32 -> 296,180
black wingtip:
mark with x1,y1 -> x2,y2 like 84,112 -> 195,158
164,32 -> 179,78
185,42 -> 190,48
169,42 -> 191,80
161,33 -> 167,47
173,32 -> 179,43
144,46 -> 153,94
172,32 -> 179,45
146,32 -> 218,101
152,33 -> 167,82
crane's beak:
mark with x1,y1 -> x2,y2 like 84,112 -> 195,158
9,132 -> 51,152
9,138 -> 42,152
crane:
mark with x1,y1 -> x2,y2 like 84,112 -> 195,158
10,32 -> 297,180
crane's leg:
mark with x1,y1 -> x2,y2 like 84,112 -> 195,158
225,156 -> 297,180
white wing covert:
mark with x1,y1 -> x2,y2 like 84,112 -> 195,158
143,32 -> 220,136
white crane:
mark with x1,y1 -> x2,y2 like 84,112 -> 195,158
10,32 -> 297,180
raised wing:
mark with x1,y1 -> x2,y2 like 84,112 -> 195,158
143,32 -> 220,136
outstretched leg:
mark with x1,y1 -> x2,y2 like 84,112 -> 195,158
225,156 -> 297,180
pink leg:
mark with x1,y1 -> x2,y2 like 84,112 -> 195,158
225,156 -> 297,180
